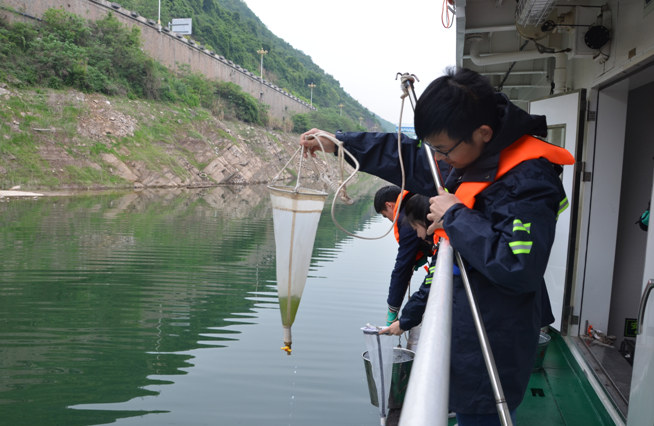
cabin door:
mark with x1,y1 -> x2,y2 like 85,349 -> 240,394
626,169 -> 654,426
529,91 -> 583,332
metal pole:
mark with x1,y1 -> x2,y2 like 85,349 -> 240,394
401,74 -> 513,426
308,83 -> 316,107
424,142 -> 444,188
399,239 -> 453,426
257,48 -> 267,79
455,251 -> 513,425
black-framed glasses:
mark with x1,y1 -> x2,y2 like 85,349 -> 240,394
424,137 -> 466,158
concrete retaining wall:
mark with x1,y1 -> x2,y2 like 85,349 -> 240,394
0,0 -> 313,125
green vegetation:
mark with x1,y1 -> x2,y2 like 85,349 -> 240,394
0,2 -> 387,133
292,110 -> 364,134
0,85 -> 238,189
0,10 -> 268,126
64,165 -> 127,186
0,3 -> 394,190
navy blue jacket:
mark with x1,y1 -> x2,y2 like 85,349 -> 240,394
387,206 -> 432,311
336,93 -> 561,414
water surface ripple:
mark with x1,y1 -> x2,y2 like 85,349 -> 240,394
0,186 -> 411,425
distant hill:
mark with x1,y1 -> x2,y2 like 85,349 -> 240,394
0,3 -> 395,191
114,0 -> 392,131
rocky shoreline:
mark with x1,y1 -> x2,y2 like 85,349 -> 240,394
1,88 -> 335,193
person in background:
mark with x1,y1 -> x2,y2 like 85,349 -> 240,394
397,193 -> 458,421
401,193 -> 433,242
300,67 -> 574,425
374,185 -> 433,326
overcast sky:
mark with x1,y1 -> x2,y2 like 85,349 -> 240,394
242,0 -> 456,127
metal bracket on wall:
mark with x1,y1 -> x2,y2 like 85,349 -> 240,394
587,109 -> 597,122
578,161 -> 592,182
564,305 -> 579,325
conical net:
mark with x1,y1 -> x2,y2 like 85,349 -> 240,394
269,185 -> 327,353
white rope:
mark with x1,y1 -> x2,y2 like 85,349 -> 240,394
295,144 -> 305,191
308,89 -> 409,240
305,131 -> 374,238
270,145 -> 325,193
272,75 -> 414,240
271,146 -> 302,184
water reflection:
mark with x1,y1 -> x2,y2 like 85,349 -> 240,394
0,185 -> 406,425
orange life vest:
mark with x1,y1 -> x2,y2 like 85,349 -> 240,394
433,135 -> 575,242
393,190 -> 410,242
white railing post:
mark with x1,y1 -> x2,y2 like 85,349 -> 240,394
399,238 -> 453,426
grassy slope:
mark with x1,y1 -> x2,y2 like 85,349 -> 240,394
0,87 -> 305,190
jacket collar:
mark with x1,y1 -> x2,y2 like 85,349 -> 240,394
446,93 -> 548,187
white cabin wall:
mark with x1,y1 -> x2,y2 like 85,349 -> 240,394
578,80 -> 628,333
570,1 -> 654,93
608,81 -> 654,343
567,1 -> 654,336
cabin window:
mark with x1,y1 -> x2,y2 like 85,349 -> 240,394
547,125 -> 565,148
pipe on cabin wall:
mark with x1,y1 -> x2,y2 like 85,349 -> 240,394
464,25 -> 516,34
553,52 -> 567,94
467,36 -> 568,93
468,35 -> 556,66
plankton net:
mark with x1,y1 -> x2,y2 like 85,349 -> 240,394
268,147 -> 328,355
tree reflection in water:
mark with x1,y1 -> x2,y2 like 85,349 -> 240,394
1,182 -> 406,425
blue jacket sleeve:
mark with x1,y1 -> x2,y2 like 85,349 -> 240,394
387,218 -> 423,311
443,159 -> 564,295
337,132 -> 441,196
398,256 -> 438,331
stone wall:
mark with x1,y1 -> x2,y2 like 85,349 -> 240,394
0,0 -> 314,125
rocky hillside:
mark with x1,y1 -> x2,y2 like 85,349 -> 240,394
1,86 -> 352,194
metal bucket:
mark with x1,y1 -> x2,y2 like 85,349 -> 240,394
362,347 -> 414,409
533,332 -> 552,371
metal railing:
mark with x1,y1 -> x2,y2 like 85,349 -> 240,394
399,239 -> 453,426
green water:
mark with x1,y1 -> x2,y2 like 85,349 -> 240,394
279,296 -> 301,327
0,186 -> 405,425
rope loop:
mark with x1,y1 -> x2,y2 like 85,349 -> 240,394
272,74 -> 419,241
309,72 -> 416,240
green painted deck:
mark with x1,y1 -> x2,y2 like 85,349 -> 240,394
442,331 -> 617,425
515,332 -> 616,425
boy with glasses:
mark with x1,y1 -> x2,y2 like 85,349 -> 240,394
300,67 -> 573,425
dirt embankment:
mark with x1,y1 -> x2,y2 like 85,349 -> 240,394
0,87 -> 339,195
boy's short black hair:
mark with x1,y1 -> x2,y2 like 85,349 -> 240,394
414,67 -> 498,143
403,194 -> 433,230
374,185 -> 401,213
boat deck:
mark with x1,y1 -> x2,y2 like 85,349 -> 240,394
515,332 -> 617,425
389,331 -> 618,425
